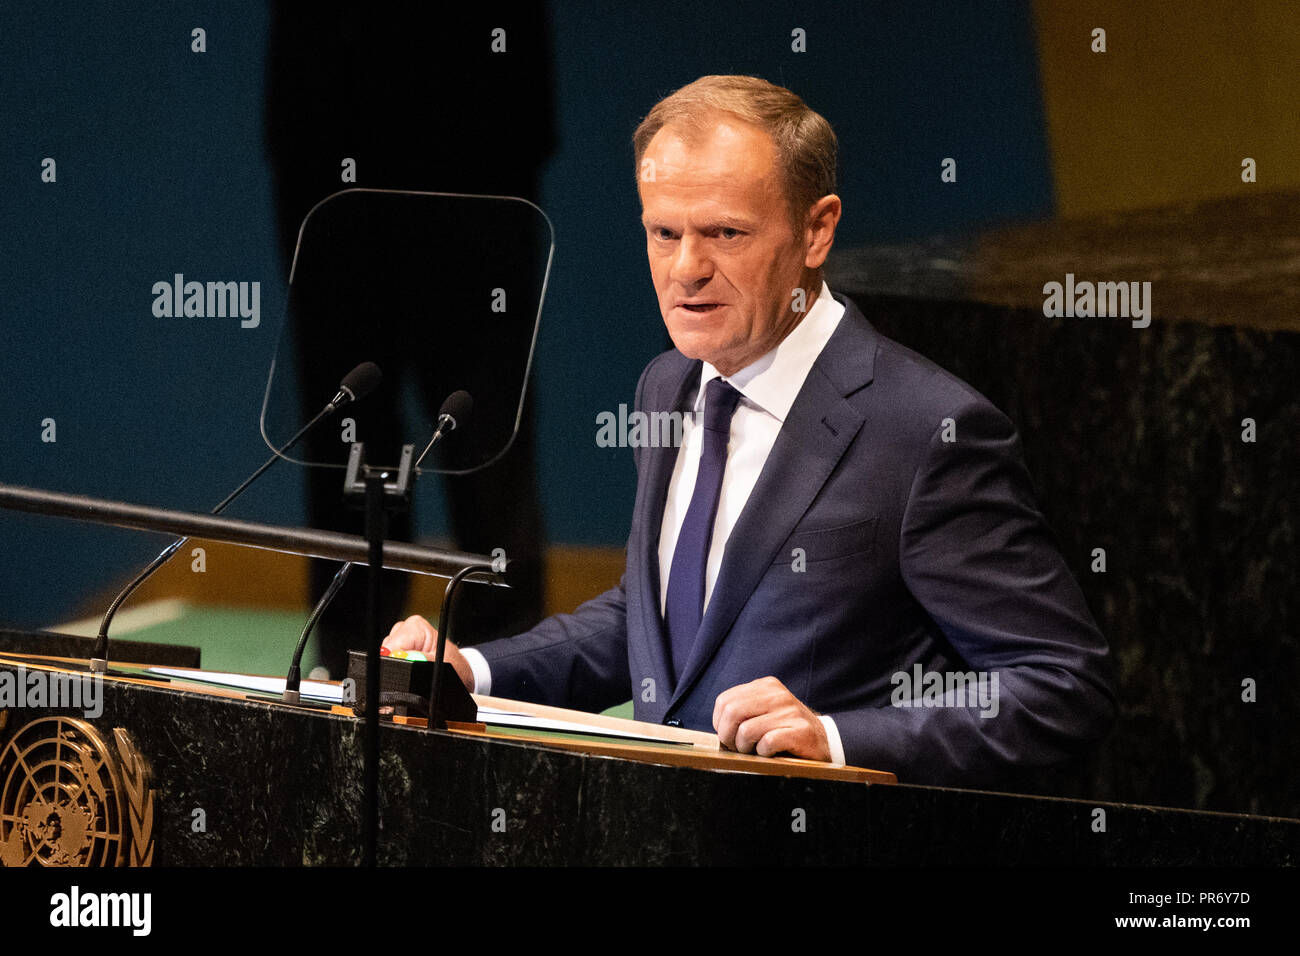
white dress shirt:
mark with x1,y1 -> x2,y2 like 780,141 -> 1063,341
466,282 -> 848,764
655,282 -> 847,764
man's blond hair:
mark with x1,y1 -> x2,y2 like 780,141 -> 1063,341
633,75 -> 838,229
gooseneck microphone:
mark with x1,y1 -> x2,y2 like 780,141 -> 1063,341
283,389 -> 475,703
415,389 -> 473,469
89,362 -> 383,674
330,361 -> 383,411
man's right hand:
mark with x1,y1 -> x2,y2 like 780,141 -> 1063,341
382,614 -> 475,692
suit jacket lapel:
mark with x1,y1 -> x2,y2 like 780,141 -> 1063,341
668,296 -> 878,709
635,355 -> 701,689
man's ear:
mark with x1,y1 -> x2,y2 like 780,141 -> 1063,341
803,194 -> 842,270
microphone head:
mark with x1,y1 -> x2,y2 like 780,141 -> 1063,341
439,390 -> 474,431
337,362 -> 383,405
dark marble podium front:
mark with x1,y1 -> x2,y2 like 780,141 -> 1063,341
0,656 -> 1293,866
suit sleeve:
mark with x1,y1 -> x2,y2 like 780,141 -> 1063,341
469,359 -> 666,713
830,398 -> 1116,785
472,576 -> 633,713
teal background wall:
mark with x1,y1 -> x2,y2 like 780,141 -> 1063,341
0,1 -> 1053,626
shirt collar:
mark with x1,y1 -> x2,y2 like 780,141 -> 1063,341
693,281 -> 845,422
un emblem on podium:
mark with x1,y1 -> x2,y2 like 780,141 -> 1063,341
0,715 -> 154,867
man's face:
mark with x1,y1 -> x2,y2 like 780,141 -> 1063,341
639,117 -> 815,377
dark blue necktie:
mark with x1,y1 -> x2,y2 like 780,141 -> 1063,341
665,378 -> 742,681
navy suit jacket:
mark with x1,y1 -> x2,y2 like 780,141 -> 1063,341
476,295 -> 1115,785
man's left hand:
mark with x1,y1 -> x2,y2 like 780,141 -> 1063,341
712,676 -> 831,762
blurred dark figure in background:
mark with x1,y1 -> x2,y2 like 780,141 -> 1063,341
264,3 -> 555,676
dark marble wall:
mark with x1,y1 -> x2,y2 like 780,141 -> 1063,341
826,190 -> 1299,820
821,292 -> 1297,819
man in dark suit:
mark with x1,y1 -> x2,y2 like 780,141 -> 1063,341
386,75 -> 1115,786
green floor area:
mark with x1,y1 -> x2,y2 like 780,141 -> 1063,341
107,605 -> 324,678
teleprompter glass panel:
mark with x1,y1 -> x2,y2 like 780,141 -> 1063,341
260,189 -> 553,475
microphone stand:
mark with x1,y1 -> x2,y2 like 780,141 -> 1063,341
341,442 -> 415,868
428,561 -> 493,730
281,561 -> 353,707
282,390 -> 470,707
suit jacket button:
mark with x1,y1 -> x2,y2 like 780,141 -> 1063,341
665,718 -> 680,727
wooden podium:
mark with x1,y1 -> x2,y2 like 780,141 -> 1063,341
0,646 -> 1294,866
